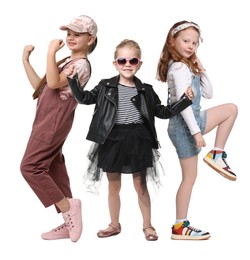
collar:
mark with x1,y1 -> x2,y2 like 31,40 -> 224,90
102,75 -> 145,92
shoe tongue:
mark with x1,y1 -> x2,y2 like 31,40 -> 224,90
183,220 -> 190,227
222,151 -> 227,158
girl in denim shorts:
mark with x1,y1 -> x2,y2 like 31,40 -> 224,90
156,20 -> 238,240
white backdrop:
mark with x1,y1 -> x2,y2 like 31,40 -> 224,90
1,0 -> 248,259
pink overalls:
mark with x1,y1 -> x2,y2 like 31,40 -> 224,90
20,59 -> 89,212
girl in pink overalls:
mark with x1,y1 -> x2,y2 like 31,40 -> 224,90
20,15 -> 98,242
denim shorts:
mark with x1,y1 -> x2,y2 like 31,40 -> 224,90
167,110 -> 207,159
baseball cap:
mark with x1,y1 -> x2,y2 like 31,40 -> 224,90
60,15 -> 97,36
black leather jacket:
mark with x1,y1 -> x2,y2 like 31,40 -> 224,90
67,75 -> 192,148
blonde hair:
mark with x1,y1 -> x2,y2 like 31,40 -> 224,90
114,39 -> 141,59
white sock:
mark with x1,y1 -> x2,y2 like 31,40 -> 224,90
175,218 -> 187,224
213,147 -> 223,151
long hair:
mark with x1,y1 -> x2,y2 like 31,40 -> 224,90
156,20 -> 201,83
32,56 -> 70,99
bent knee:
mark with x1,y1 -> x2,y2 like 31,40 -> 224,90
228,103 -> 238,117
20,161 -> 29,178
20,160 -> 34,180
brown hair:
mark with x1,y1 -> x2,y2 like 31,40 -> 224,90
32,56 -> 70,99
88,37 -> 98,54
156,20 -> 201,83
32,35 -> 97,99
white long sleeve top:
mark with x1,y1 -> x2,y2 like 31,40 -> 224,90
167,62 -> 213,135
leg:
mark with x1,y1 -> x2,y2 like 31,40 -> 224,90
43,151 -> 82,242
203,103 -> 238,180
176,156 -> 198,219
50,151 -> 72,213
133,172 -> 158,240
204,103 -> 238,149
39,152 -> 82,242
97,173 -> 122,237
20,138 -> 69,209
171,155 -> 210,240
21,138 -> 82,242
55,198 -> 70,213
50,151 -> 72,202
107,173 -> 122,226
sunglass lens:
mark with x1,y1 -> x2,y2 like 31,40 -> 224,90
117,58 -> 127,65
129,58 -> 139,65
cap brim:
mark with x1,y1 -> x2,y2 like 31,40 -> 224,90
60,25 -> 87,34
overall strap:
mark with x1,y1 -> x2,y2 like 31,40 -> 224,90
167,60 -> 174,105
61,58 -> 92,88
167,87 -> 171,105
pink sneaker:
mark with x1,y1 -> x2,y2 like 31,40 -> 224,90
41,223 -> 70,240
62,198 -> 82,242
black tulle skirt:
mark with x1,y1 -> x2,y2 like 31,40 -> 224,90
84,124 -> 164,192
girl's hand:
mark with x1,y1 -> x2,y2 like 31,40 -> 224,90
193,132 -> 206,148
22,45 -> 35,62
48,39 -> 65,55
64,64 -> 78,79
193,56 -> 205,72
185,86 -> 194,100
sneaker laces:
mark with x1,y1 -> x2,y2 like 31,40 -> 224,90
63,214 -> 74,231
187,225 -> 202,232
183,221 -> 201,232
222,151 -> 230,168
53,224 -> 67,232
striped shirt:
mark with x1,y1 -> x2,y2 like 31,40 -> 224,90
115,84 -> 143,125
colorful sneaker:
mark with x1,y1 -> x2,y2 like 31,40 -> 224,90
171,220 -> 210,240
41,223 -> 70,240
62,198 -> 83,242
203,150 -> 236,181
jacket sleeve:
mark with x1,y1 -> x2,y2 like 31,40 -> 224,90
67,74 -> 99,104
155,92 -> 192,119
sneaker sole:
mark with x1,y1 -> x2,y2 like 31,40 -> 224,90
203,157 -> 236,181
41,234 -> 70,240
171,233 -> 211,240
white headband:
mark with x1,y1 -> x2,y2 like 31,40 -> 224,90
171,22 -> 203,42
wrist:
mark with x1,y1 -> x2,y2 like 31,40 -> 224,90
22,59 -> 30,64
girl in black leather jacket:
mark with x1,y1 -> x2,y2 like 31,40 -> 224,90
66,39 -> 192,241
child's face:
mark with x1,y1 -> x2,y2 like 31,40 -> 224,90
113,47 -> 142,80
66,29 -> 95,52
174,27 -> 199,59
